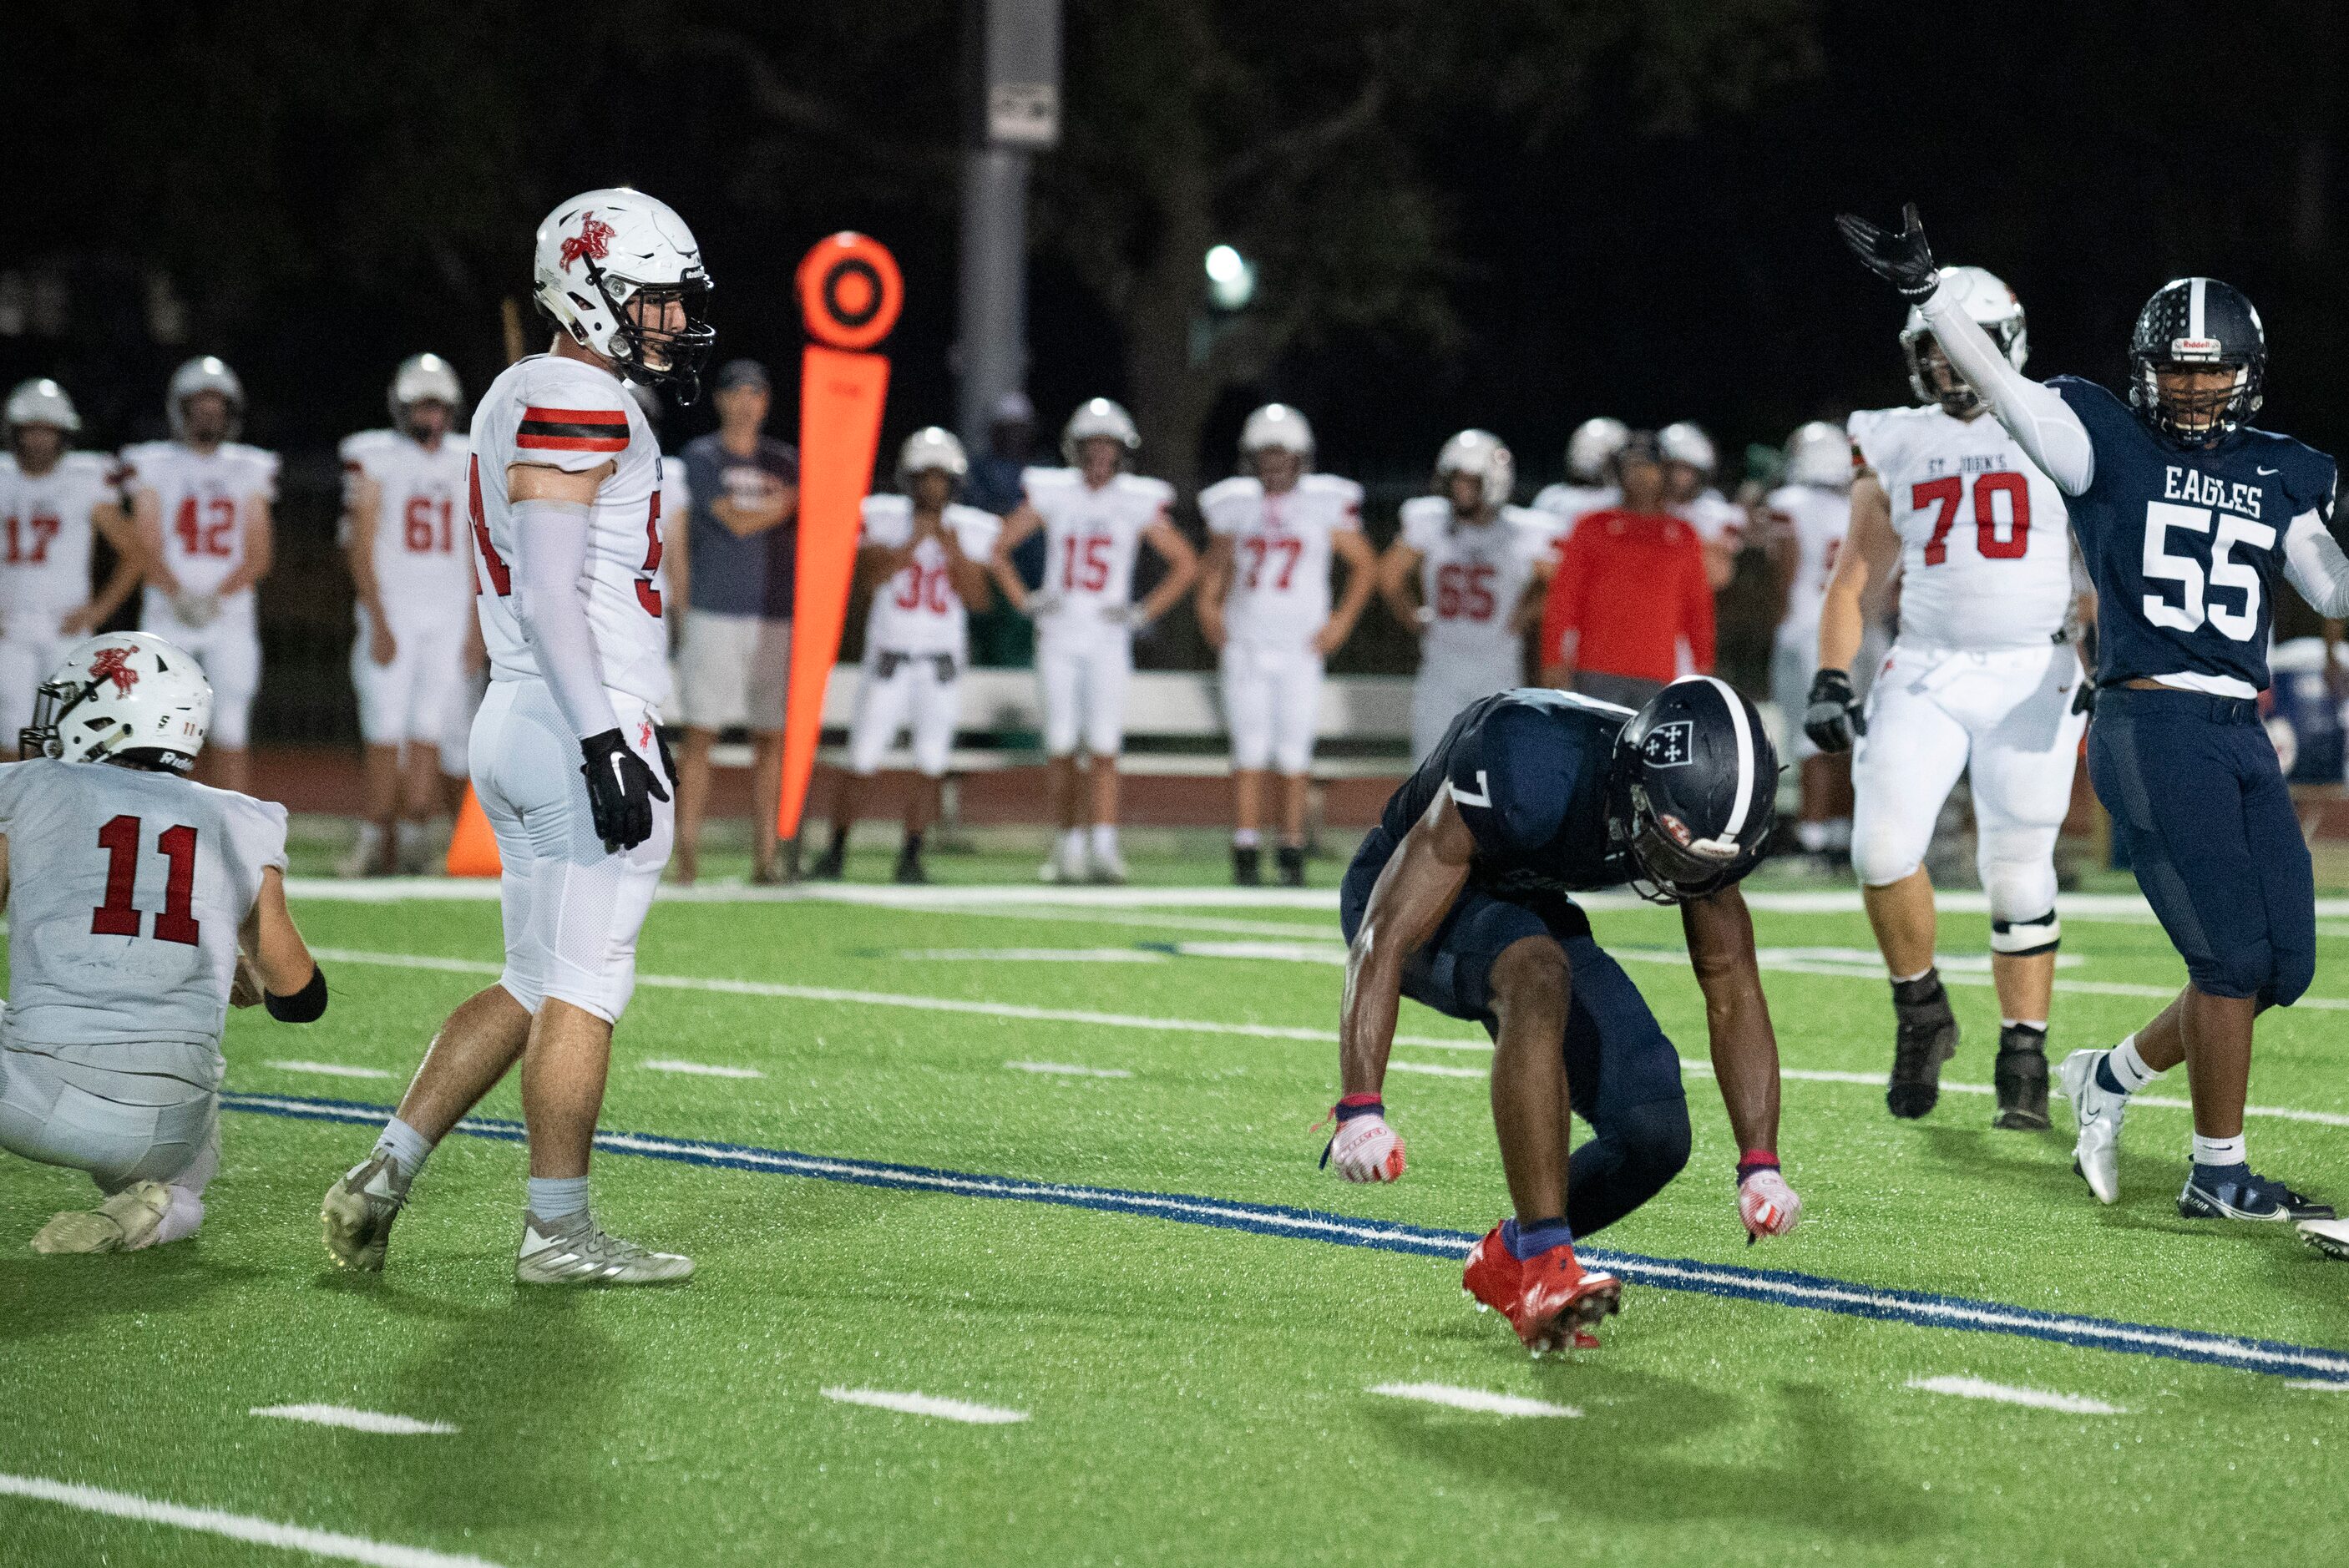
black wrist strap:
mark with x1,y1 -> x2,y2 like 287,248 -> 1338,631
265,963 -> 329,1023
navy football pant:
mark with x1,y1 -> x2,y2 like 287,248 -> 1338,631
1343,832 -> 1691,1237
2088,686 -> 2315,1006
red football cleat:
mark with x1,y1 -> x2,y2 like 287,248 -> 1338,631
1461,1223 -> 1623,1353
1462,1224 -> 1520,1318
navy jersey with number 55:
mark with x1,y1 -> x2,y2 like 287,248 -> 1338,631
1379,688 -> 1633,897
2051,376 -> 2336,693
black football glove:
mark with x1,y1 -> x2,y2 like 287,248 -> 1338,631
2071,673 -> 2096,716
1804,667 -> 1866,753
1834,201 -> 1940,301
580,728 -> 670,852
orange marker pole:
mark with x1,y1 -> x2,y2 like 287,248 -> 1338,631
778,233 -> 904,847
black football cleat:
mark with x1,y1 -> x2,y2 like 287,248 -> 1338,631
1887,970 -> 1958,1119
1277,843 -> 1307,888
807,840 -> 847,881
1233,845 -> 1262,886
2178,1165 -> 2336,1223
1992,1024 -> 2051,1130
892,842 -> 929,885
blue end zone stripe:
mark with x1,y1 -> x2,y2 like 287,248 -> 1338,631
228,1090 -> 2349,1384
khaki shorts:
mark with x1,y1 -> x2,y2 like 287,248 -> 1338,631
677,610 -> 791,732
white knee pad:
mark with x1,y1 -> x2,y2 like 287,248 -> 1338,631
1850,812 -> 1929,888
1982,825 -> 2062,954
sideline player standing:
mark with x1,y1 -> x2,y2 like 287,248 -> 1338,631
989,399 -> 1197,884
0,634 -> 324,1252
1806,265 -> 2083,1129
1197,405 -> 1375,887
0,380 -> 144,756
1660,421 -> 1746,589
1532,417 -> 1628,530
1380,430 -> 1558,763
812,427 -> 997,884
1763,421 -> 1866,869
1842,205 -> 2349,1227
323,188 -> 711,1285
1329,679 -> 1801,1352
121,357 -> 275,797
340,354 -> 473,876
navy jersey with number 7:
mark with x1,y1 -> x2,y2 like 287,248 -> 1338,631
2051,376 -> 2336,694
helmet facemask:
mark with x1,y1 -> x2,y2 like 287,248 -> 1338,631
1605,772 -> 1738,905
2134,359 -> 2260,448
20,671 -> 191,774
581,260 -> 716,404
1901,322 -> 2021,417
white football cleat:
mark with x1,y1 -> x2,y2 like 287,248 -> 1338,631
1087,846 -> 1130,885
2057,1049 -> 2126,1205
321,1152 -> 410,1272
32,1181 -> 171,1254
2298,1216 -> 2349,1261
1038,838 -> 1083,884
515,1212 -> 694,1287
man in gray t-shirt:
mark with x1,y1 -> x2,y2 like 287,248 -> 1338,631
672,359 -> 800,883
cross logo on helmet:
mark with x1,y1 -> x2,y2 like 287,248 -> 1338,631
1642,721 -> 1693,768
89,646 -> 139,695
559,211 -> 615,272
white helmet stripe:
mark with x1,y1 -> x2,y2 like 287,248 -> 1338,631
1691,675 -> 1755,837
2190,276 -> 2206,341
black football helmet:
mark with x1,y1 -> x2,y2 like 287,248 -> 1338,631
2127,277 -> 2265,448
1606,678 -> 1779,904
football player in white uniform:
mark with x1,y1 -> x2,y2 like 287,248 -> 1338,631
123,357 -> 276,797
1805,266 -> 2085,1130
1380,431 -> 1560,762
1660,420 -> 1747,589
1196,406 -> 1374,886
0,634 -> 323,1252
0,380 -> 145,757
811,428 -> 997,885
989,399 -> 1198,883
340,354 -> 473,877
1531,416 -> 1627,529
1764,420 -> 1872,867
322,189 -> 711,1286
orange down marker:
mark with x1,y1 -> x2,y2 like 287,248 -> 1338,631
777,233 -> 903,845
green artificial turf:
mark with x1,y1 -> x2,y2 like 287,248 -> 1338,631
3,865 -> 2346,1566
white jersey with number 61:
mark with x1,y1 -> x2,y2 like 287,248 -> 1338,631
0,758 -> 287,1059
340,428 -> 475,632
1848,404 -> 2073,651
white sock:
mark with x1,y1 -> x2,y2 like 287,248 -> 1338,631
2001,1018 -> 2048,1033
525,1175 -> 591,1222
1823,818 -> 1852,852
394,820 -> 428,857
1058,827 -> 1085,860
2108,1034 -> 2161,1093
1795,822 -> 1828,852
1233,829 -> 1261,849
351,822 -> 384,858
154,1185 -> 205,1246
2192,1132 -> 2247,1168
1090,824 -> 1118,857
373,1116 -> 435,1179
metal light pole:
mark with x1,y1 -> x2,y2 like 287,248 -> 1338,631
956,0 -> 1060,446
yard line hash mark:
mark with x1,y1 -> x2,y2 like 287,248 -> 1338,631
1005,1060 -> 1134,1078
1369,1383 -> 1580,1418
250,1404 -> 457,1435
265,1060 -> 393,1080
640,1060 -> 765,1080
1905,1376 -> 2128,1414
0,1470 -> 502,1567
821,1388 -> 1029,1424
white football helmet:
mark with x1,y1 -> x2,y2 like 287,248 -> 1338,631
1435,429 -> 1514,508
6,377 -> 80,437
1239,402 -> 1314,468
167,357 -> 244,441
1564,417 -> 1628,483
387,352 -> 463,426
1061,397 -> 1141,466
1902,265 -> 2026,414
20,633 -> 213,773
898,426 -> 969,488
533,188 -> 716,399
1658,421 -> 1717,475
1783,421 -> 1852,489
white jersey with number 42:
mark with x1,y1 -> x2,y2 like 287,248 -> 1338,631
1020,467 -> 1174,639
1848,405 -> 2073,651
1198,473 -> 1364,648
119,440 -> 279,599
467,354 -> 670,706
0,758 -> 287,1058
340,428 -> 475,631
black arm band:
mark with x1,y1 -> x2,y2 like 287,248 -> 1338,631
265,964 -> 328,1024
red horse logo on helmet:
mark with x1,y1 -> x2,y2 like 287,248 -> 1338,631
89,645 -> 139,695
559,210 -> 615,273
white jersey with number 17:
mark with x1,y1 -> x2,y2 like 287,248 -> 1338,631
466,354 -> 671,707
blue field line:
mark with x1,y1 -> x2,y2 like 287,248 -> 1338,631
229,1089 -> 2349,1385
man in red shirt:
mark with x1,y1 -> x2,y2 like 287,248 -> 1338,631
1539,429 -> 1715,707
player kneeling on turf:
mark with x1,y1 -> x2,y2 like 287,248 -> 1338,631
1330,679 -> 1800,1353
0,633 -> 323,1252
812,427 -> 998,884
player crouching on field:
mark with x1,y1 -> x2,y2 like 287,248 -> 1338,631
0,633 -> 324,1252
1329,679 -> 1800,1353
812,429 -> 998,885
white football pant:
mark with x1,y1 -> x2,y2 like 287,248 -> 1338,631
1222,641 -> 1324,775
848,652 -> 959,777
1035,631 -> 1130,758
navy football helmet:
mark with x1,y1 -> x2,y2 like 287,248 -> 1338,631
2128,277 -> 2265,448
1606,678 -> 1779,904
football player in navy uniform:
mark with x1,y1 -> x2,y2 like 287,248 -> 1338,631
1329,679 -> 1802,1353
1840,205 -> 2349,1240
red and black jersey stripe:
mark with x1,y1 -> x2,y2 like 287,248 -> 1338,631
516,406 -> 630,453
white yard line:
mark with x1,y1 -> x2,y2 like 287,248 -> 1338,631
640,1060 -> 765,1080
819,1387 -> 1029,1424
263,1060 -> 392,1080
2285,1379 -> 2349,1391
1905,1376 -> 2127,1415
895,948 -> 1168,963
249,1404 -> 456,1435
1368,1383 -> 1581,1418
1389,1060 -> 1489,1080
309,948 -> 2349,1129
1005,1060 -> 1134,1079
0,1470 -> 500,1567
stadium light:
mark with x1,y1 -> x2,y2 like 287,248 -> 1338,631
1204,244 -> 1255,311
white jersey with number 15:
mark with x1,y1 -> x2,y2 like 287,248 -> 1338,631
1020,466 -> 1174,639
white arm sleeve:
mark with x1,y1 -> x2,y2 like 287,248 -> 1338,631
1920,285 -> 2098,495
511,497 -> 621,739
2285,510 -> 2349,619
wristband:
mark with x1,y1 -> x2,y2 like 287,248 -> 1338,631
1334,1094 -> 1384,1121
1736,1150 -> 1779,1182
265,964 -> 329,1024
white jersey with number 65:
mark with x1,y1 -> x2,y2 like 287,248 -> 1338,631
0,759 -> 287,1058
1849,404 -> 2073,651
1400,496 -> 1559,673
466,354 -> 670,707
